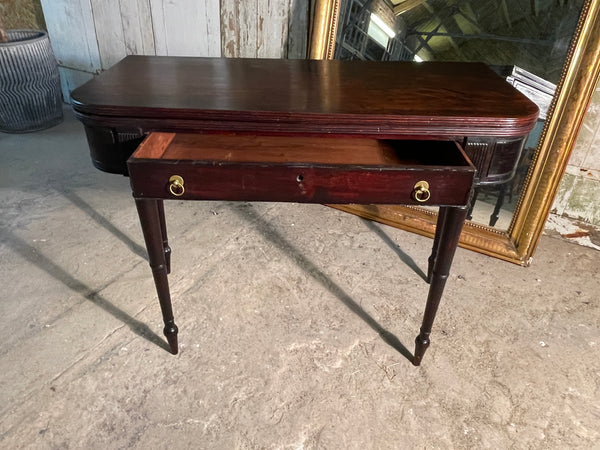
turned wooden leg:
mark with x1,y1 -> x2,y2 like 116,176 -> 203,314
156,200 -> 172,274
414,205 -> 468,366
135,199 -> 179,354
427,207 -> 448,283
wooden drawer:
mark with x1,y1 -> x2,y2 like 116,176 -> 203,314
127,133 -> 475,206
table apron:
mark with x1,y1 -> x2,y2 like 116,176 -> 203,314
127,163 -> 474,206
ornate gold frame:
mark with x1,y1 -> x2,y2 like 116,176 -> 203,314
309,0 -> 600,265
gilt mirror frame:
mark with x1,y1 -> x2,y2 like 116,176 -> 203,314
309,0 -> 600,265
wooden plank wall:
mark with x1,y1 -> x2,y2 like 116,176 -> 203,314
90,0 -> 157,68
41,0 -> 308,99
221,0 -> 308,58
40,0 -> 101,96
149,0 -> 221,57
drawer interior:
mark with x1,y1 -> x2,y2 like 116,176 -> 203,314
132,132 -> 473,170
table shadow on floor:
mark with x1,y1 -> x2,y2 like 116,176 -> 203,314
61,190 -> 147,261
3,228 -> 170,353
361,218 -> 428,282
232,204 -> 414,362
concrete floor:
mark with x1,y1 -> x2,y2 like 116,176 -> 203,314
1,109 -> 599,449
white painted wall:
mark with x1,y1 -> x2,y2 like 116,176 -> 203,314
40,0 -> 101,96
553,78 -> 600,226
150,0 -> 221,57
220,0 -> 308,58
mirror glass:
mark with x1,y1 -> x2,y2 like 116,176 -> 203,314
334,0 -> 586,230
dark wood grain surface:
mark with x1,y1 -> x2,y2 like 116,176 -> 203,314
72,56 -> 539,138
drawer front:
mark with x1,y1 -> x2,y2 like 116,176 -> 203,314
128,161 -> 474,206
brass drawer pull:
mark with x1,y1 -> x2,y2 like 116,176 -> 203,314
168,175 -> 185,197
413,181 -> 431,203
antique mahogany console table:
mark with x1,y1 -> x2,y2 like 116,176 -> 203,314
71,56 -> 538,365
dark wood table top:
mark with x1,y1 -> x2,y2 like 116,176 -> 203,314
71,56 -> 539,138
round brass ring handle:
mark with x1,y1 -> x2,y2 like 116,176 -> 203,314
168,175 -> 185,197
413,181 -> 431,203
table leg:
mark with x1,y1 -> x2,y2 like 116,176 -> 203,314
414,205 -> 468,366
427,207 -> 448,283
156,200 -> 172,274
466,187 -> 478,221
135,198 -> 179,354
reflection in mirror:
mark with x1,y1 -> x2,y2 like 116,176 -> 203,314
333,0 -> 585,230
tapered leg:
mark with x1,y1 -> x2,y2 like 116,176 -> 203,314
135,198 -> 179,354
427,207 -> 449,283
414,205 -> 468,366
156,200 -> 172,274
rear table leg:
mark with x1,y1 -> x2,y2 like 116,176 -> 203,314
489,183 -> 507,227
427,207 -> 448,283
157,200 -> 172,274
135,198 -> 179,354
414,206 -> 468,366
